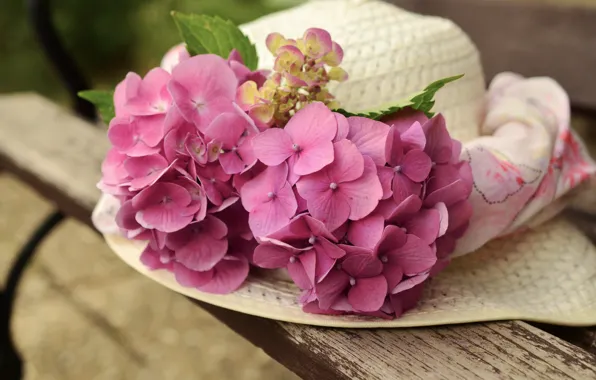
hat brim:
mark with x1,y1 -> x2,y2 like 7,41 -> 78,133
104,217 -> 596,328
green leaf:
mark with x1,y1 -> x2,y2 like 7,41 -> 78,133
171,12 -> 259,71
334,74 -> 464,120
78,90 -> 115,123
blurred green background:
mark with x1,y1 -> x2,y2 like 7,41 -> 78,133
0,0 -> 303,104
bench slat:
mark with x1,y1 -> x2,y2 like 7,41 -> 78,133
1,93 -> 594,379
392,0 -> 596,110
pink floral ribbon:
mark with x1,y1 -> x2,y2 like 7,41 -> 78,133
92,72 -> 596,259
454,72 -> 596,256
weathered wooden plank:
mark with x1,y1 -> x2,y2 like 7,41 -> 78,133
0,93 -> 106,226
1,94 -> 595,379
391,0 -> 596,110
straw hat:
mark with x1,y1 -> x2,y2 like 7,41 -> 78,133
98,0 -> 596,327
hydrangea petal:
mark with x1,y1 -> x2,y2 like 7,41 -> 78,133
403,208 -> 441,245
174,262 -> 214,287
423,114 -> 452,164
348,275 -> 387,312
400,121 -> 426,151
197,256 -> 249,294
392,272 -> 430,294
252,128 -> 294,166
340,246 -> 383,277
388,234 -> 436,276
346,117 -> 390,166
315,269 -> 350,309
347,214 -> 384,249
253,242 -> 295,268
339,157 -> 383,220
401,149 -> 432,182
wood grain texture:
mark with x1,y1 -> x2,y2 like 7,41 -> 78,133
0,93 -> 105,226
1,93 -> 595,379
391,0 -> 596,110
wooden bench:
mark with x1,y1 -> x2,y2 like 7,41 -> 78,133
1,0 -> 596,378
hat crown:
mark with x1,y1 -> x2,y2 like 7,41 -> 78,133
241,0 -> 485,141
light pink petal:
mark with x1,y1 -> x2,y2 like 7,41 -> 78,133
248,190 -> 297,238
346,117 -> 390,166
401,149 -> 432,182
132,182 -> 190,209
347,214 -> 384,249
136,205 -> 194,233
295,188 -> 308,213
348,275 -> 388,312
306,189 -> 351,233
340,246 -> 383,277
377,166 -> 394,200
382,109 -> 429,134
329,139 -> 364,183
169,54 -> 237,122
293,142 -> 334,176
253,243 -> 294,268
285,102 -> 337,151
450,139 -> 463,164
295,170 -> 333,201
375,225 -> 407,255
205,112 -> 247,149
114,73 -> 141,117
124,154 -> 168,178
404,208 -> 441,245
388,234 -> 436,276
135,114 -> 167,147
197,256 -> 249,294
424,178 -> 469,208
383,264 -> 404,292
333,113 -> 349,142
391,273 -> 430,294
108,117 -> 135,151
423,114 -> 452,164
175,233 -> 228,271
218,152 -> 246,175
385,125 -> 404,166
173,263 -> 214,287
392,173 -> 422,205
252,128 -> 294,166
400,121 -> 426,151
240,163 -> 288,212
339,157 -> 383,220
315,269 -> 350,309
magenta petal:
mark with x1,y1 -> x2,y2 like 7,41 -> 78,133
314,247 -> 337,283
392,272 -> 430,294
377,166 -> 394,200
197,256 -> 249,294
315,269 -> 350,309
348,275 -> 388,312
140,246 -> 173,270
136,205 -> 194,233
392,173 -> 422,205
252,128 -> 294,166
299,250 -> 317,286
402,149 -> 432,182
315,237 -> 345,259
424,178 -> 469,208
175,233 -> 228,271
240,163 -> 289,212
305,188 -> 350,233
346,117 -> 390,166
252,242 -> 294,268
204,112 -> 246,149
383,264 -> 404,292
435,202 -> 449,237
447,200 -> 473,233
328,140 -> 365,183
340,246 -> 383,277
293,141 -> 334,176
339,157 -> 383,220
390,283 -> 425,317
333,113 -> 349,142
347,214 -> 384,249
375,225 -> 407,255
174,263 -> 214,287
304,215 -> 337,242
115,200 -> 141,230
388,234 -> 436,276
248,183 -> 297,238
404,208 -> 440,245
400,121 -> 426,151
387,195 -> 422,224
219,152 -> 246,175
423,115 -> 452,164
287,261 -> 312,290
385,125 -> 404,166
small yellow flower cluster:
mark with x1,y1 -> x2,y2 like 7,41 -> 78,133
237,28 -> 348,128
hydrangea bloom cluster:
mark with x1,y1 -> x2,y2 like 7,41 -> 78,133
236,28 -> 348,128
250,107 -> 472,317
99,26 -> 472,318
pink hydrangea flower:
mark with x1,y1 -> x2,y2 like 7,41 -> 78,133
228,49 -> 269,87
168,54 -> 238,131
107,116 -> 164,157
252,102 -> 337,180
240,163 -> 297,237
296,139 -> 383,232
